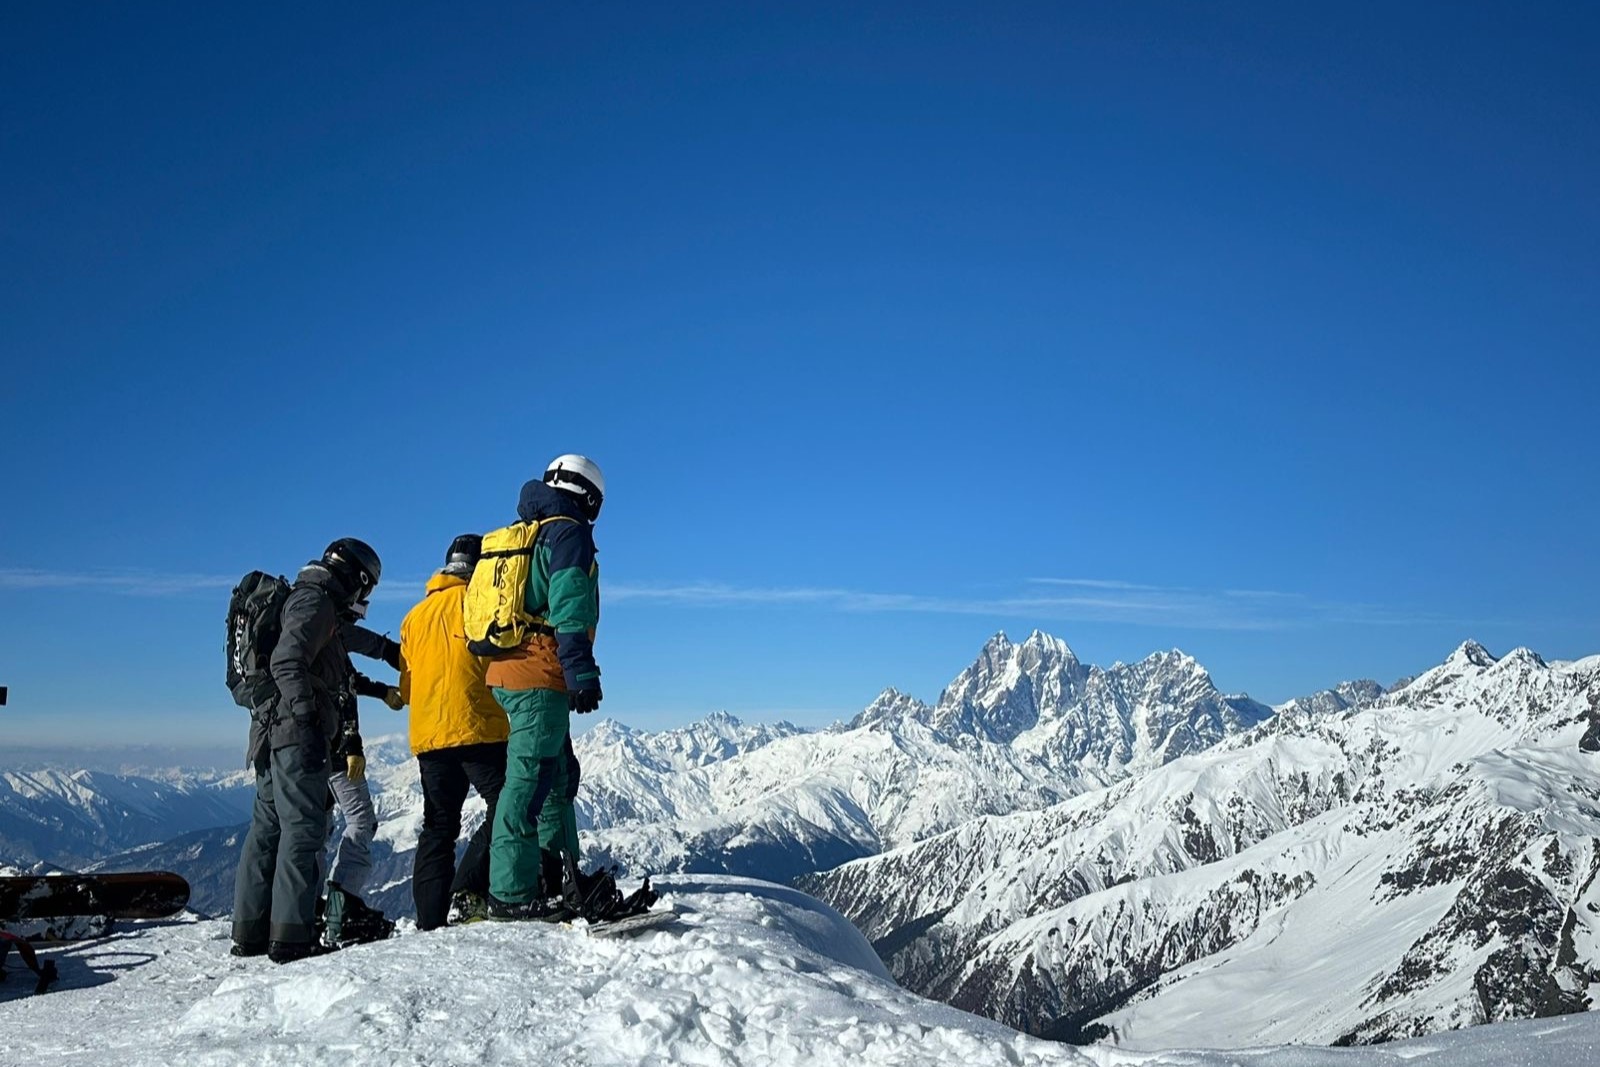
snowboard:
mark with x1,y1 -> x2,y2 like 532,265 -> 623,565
573,907 -> 679,938
0,872 -> 190,921
0,914 -> 113,942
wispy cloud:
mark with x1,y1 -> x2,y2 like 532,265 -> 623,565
1027,577 -> 1173,592
0,566 -> 1461,631
0,568 -> 238,596
0,567 -> 425,601
609,577 -> 1460,631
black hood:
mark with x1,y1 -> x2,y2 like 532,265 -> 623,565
517,479 -> 589,524
296,562 -> 355,602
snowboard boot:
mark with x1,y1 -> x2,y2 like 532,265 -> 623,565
485,893 -> 566,923
539,849 -> 565,899
230,940 -> 267,958
267,940 -> 328,964
448,890 -> 488,925
562,854 -> 626,922
322,883 -> 394,947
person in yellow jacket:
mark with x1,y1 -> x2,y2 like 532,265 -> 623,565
394,534 -> 510,929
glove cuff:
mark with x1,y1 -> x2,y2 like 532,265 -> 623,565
563,670 -> 600,692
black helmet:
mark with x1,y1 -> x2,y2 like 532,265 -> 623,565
322,537 -> 382,603
443,533 -> 482,575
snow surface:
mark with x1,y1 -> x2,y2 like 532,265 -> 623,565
4,877 -> 1597,1067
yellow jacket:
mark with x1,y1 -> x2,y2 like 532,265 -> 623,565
398,572 -> 509,755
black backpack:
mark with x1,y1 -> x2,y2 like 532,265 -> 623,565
226,571 -> 292,714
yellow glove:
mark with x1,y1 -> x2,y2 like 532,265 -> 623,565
346,754 -> 366,783
383,687 -> 406,711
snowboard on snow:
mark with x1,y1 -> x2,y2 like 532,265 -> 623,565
569,906 -> 680,938
457,906 -> 680,937
0,872 -> 190,922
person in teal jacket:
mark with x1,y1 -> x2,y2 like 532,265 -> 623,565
484,454 -> 604,920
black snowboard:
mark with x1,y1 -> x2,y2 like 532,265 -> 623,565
578,906 -> 679,938
0,872 -> 190,921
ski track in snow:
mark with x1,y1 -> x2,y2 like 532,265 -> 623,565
3,877 -> 1598,1067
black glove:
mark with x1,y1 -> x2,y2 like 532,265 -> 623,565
567,684 -> 602,714
336,724 -> 364,759
352,672 -> 390,699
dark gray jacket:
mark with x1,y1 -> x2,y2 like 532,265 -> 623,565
249,564 -> 355,768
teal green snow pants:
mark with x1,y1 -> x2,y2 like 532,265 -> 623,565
488,687 -> 580,904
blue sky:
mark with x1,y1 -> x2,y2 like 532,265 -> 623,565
3,2 -> 1596,750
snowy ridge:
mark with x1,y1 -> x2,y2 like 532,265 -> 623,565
862,631 -> 1273,776
804,642 -> 1600,1047
578,631 -> 1269,881
0,767 -> 252,868
5,879 -> 1600,1066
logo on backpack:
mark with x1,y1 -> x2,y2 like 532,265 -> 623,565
225,571 -> 292,715
462,519 -> 575,657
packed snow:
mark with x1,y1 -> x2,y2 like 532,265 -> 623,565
3,877 -> 1597,1066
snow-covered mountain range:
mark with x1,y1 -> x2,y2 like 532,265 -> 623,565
6,631 -> 1598,1051
580,631 -> 1272,881
0,767 -> 252,869
802,641 -> 1600,1047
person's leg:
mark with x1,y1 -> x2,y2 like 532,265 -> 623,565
449,741 -> 508,899
267,744 -> 331,945
326,769 -> 378,898
537,734 -> 580,861
414,750 -> 470,930
231,765 -> 280,948
489,689 -> 569,905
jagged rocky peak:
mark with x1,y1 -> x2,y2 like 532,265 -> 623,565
699,710 -> 745,732
1277,679 -> 1387,718
1491,646 -> 1547,671
1107,647 -> 1221,701
933,630 -> 1089,743
583,718 -> 638,745
1391,640 -> 1505,702
853,687 -> 932,729
940,631 -> 1085,697
1451,640 -> 1499,669
1021,628 -> 1079,658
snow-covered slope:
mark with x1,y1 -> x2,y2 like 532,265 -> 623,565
5,879 -> 1599,1067
580,713 -> 1076,882
804,642 -> 1600,1047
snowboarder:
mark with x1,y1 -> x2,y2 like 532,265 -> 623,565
392,533 -> 510,929
231,537 -> 387,963
482,455 -> 605,920
321,616 -> 404,947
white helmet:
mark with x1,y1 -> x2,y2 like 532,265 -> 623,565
543,453 -> 605,519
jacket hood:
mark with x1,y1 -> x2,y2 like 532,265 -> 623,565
296,562 -> 352,599
517,479 -> 589,524
426,571 -> 468,594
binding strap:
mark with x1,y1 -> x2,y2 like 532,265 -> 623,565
0,930 -> 59,994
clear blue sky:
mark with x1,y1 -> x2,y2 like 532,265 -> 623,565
3,2 -> 1596,750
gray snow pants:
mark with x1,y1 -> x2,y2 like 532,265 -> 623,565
326,767 -> 377,896
232,743 -> 330,946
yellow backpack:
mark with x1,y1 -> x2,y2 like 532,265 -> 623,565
462,518 -> 575,657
